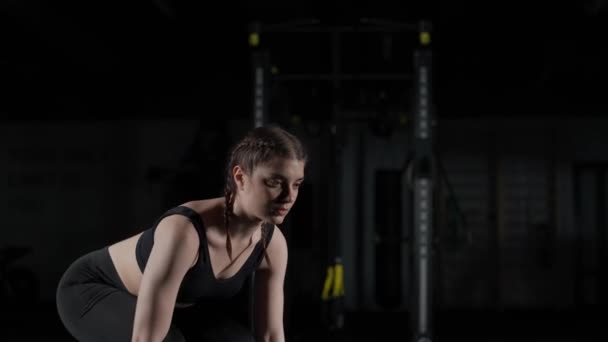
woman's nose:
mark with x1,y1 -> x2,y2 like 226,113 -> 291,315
279,187 -> 295,202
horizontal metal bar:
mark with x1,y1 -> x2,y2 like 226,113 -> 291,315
275,73 -> 413,81
259,18 -> 419,33
263,26 -> 418,33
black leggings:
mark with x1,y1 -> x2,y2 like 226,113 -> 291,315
56,247 -> 254,342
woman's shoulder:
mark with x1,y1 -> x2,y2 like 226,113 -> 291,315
258,225 -> 287,271
267,225 -> 287,252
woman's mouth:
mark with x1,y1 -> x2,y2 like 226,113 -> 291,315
273,207 -> 289,215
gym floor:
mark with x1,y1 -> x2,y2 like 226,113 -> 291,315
2,300 -> 605,342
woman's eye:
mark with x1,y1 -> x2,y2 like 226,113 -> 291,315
267,180 -> 281,187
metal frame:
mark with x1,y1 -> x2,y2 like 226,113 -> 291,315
248,18 -> 435,340
411,24 -> 435,341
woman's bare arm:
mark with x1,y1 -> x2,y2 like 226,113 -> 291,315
131,215 -> 199,342
254,227 -> 288,342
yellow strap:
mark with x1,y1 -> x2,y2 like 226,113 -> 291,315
333,263 -> 344,297
321,266 -> 334,301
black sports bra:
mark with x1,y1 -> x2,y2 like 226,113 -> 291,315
135,205 -> 274,303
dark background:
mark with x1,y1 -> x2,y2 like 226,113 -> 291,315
3,1 -> 607,119
1,1 -> 608,341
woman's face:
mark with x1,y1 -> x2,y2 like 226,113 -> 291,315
236,157 -> 306,225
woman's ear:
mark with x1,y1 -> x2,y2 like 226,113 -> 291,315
232,165 -> 246,191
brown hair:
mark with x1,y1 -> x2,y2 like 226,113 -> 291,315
223,124 -> 308,259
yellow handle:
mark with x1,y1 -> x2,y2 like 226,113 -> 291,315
321,262 -> 345,301
249,33 -> 260,47
420,31 -> 431,46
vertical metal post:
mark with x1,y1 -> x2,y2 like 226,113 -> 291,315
596,170 -> 606,307
411,20 -> 434,342
250,22 -> 270,128
330,28 -> 342,271
247,22 -> 272,335
324,27 -> 345,331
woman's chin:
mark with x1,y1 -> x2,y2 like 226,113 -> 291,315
267,215 -> 285,224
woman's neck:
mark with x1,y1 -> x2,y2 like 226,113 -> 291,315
215,196 -> 263,242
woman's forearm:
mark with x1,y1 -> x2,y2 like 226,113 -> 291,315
131,315 -> 172,342
131,294 -> 175,342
